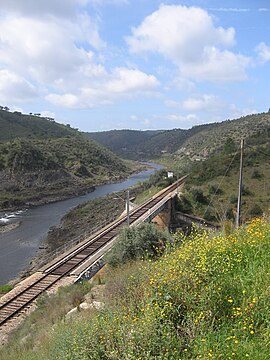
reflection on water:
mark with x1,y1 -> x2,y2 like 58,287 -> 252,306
0,163 -> 162,285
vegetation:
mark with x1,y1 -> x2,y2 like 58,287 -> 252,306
0,109 -> 78,141
1,217 -> 269,359
0,284 -> 13,294
105,223 -> 171,267
87,113 -> 270,160
0,111 -> 133,209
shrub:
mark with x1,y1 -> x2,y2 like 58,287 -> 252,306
105,223 -> 171,267
191,187 -> 208,204
248,204 -> 263,217
208,184 -> 223,195
251,169 -> 263,179
176,194 -> 193,213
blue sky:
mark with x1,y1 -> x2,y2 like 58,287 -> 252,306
0,0 -> 269,132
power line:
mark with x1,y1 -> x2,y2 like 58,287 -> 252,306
246,144 -> 270,160
203,146 -> 240,219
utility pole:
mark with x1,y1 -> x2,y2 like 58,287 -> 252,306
126,190 -> 130,226
236,139 -> 244,228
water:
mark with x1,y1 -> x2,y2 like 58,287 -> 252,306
0,163 -> 162,285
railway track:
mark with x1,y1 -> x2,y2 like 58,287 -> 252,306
0,176 -> 186,328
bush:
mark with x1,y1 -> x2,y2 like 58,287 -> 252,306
191,187 -> 208,204
176,194 -> 193,214
208,184 -> 223,195
248,204 -> 263,217
105,223 -> 171,267
251,169 -> 263,179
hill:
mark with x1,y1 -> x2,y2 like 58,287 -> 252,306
176,112 -> 270,162
86,126 -> 212,160
86,129 -> 161,159
0,110 -> 132,209
172,127 -> 270,223
0,109 -> 79,141
87,113 -> 270,160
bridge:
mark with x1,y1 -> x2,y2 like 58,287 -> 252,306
0,176 -> 187,330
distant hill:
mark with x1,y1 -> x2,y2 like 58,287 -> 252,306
0,110 -> 131,209
86,129 -> 162,159
87,113 -> 270,160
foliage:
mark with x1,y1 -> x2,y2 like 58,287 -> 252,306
175,194 -> 193,214
0,284 -> 13,293
190,187 -> 208,204
105,223 -> 171,267
2,218 -> 269,359
251,169 -> 263,179
248,204 -> 264,217
208,183 -> 223,195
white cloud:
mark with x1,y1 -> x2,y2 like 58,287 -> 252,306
255,42 -> 270,63
182,94 -> 224,112
181,47 -> 249,82
229,104 -> 258,118
0,69 -> 37,103
0,13 -> 106,91
40,110 -> 56,119
88,0 -> 128,5
127,4 -> 250,82
0,3 -> 159,108
209,8 -> 250,12
166,113 -> 199,124
258,8 -> 269,12
46,68 -> 159,108
0,0 -> 80,18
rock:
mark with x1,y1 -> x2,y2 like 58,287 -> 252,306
91,301 -> 105,310
79,302 -> 91,310
66,307 -> 78,319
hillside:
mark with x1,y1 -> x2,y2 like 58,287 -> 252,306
176,112 -> 270,161
87,113 -> 270,160
0,111 -> 132,209
86,126 -> 212,160
0,109 -> 79,141
1,217 -> 269,359
171,127 -> 270,224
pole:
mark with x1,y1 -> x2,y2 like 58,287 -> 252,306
126,190 -> 130,226
236,139 -> 244,228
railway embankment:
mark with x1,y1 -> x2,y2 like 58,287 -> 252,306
0,216 -> 269,359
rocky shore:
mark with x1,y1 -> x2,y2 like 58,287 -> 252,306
0,222 -> 21,233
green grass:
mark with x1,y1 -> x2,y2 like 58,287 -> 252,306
1,217 -> 269,359
0,284 -> 13,294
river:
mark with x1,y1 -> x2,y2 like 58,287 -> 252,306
0,163 -> 162,285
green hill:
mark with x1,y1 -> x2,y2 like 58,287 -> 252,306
87,113 -> 270,160
0,111 -> 131,209
86,129 -> 161,159
0,109 -> 79,141
172,127 -> 270,223
176,112 -> 270,162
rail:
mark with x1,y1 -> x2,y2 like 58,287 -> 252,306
0,177 -> 187,327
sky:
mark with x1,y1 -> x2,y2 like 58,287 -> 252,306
0,0 -> 270,132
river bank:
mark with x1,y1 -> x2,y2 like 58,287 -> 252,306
0,164 -> 162,286
0,162 -> 147,213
